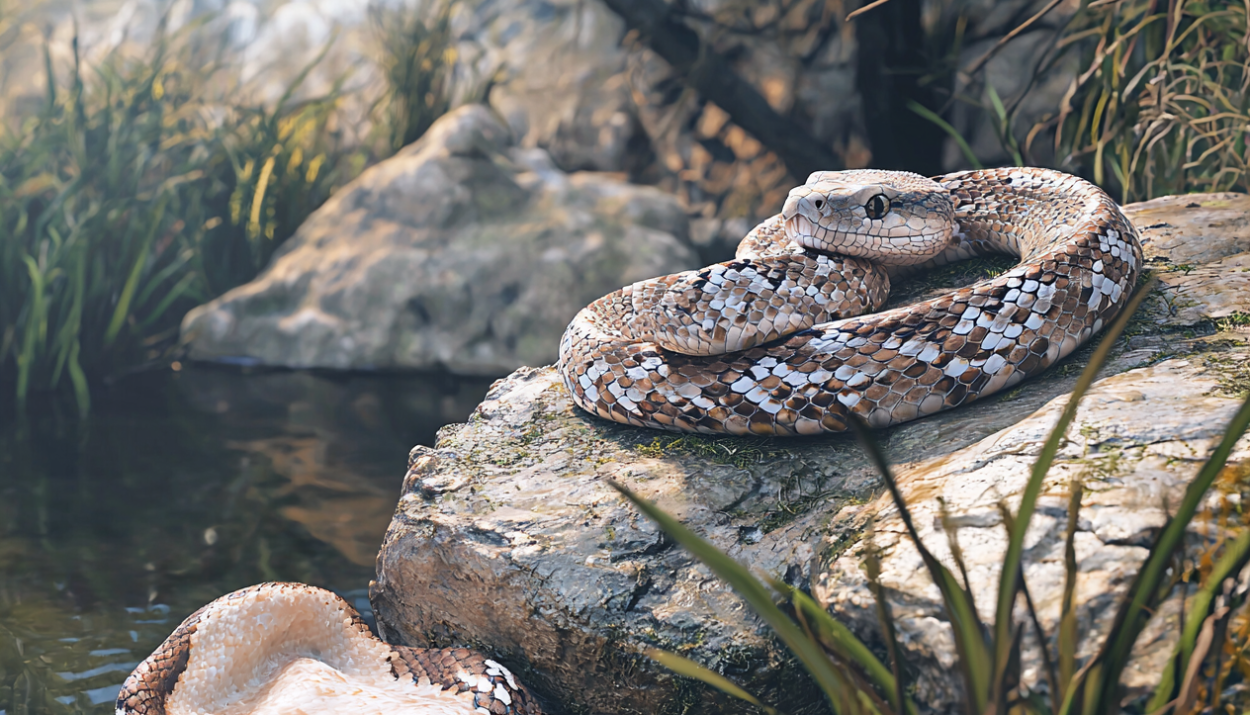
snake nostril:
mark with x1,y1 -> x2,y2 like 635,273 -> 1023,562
813,198 -> 824,210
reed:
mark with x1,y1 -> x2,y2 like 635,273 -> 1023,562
0,2 -> 461,416
1034,0 -> 1250,202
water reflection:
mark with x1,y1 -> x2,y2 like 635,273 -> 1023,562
0,366 -> 493,714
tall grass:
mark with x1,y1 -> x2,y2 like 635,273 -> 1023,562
0,2 -> 462,417
856,1 -> 1248,202
615,278 -> 1250,714
369,0 -> 460,154
1029,0 -> 1250,202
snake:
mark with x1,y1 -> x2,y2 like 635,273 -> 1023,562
116,582 -> 544,715
558,168 -> 1142,436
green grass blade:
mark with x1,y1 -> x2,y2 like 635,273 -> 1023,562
646,648 -> 783,715
49,252 -> 86,390
104,197 -> 167,346
906,101 -> 983,170
1146,529 -> 1250,712
67,339 -> 90,418
991,275 -> 1157,698
770,577 -> 914,715
1020,568 -> 1061,709
103,245 -> 150,348
1078,389 -> 1250,714
16,255 -> 48,409
845,417 -> 991,713
271,31 -> 339,115
610,481 -> 859,714
133,247 -> 195,309
137,271 -> 200,330
986,84 -> 1024,166
938,499 -> 974,594
862,552 -> 912,715
1057,481 -> 1082,709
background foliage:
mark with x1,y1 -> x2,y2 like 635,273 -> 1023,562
922,0 -> 1250,201
1046,0 -> 1250,201
0,0 -> 460,416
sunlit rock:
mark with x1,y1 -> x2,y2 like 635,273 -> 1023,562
181,104 -> 698,374
372,194 -> 1250,713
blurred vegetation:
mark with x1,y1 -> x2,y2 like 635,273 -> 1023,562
900,0 -> 1250,202
618,281 -> 1250,714
369,0 -> 459,154
691,0 -> 1250,202
1042,0 -> 1250,202
0,0 -> 462,417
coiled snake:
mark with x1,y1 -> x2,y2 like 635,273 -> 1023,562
559,168 -> 1142,435
117,583 -> 543,715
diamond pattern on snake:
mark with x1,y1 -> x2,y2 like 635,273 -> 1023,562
558,168 -> 1143,436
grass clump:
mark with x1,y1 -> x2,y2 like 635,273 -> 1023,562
369,0 -> 461,154
1215,312 -> 1250,334
1204,350 -> 1250,399
0,21 -> 359,416
613,276 -> 1250,714
1038,0 -> 1250,202
1009,0 -> 1250,202
0,2 -> 464,417
858,1 -> 1249,203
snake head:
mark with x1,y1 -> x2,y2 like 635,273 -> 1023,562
782,170 -> 956,265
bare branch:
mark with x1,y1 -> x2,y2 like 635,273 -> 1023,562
845,0 -> 894,22
964,0 -> 1067,78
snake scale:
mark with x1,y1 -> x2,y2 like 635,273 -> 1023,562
116,583 -> 543,715
559,167 -> 1143,435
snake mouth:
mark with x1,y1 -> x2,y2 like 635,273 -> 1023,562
784,214 -> 818,243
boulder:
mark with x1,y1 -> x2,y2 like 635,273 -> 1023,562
180,104 -> 699,374
457,0 -> 639,174
370,193 -> 1250,714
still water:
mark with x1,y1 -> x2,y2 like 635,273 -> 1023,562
0,367 -> 493,714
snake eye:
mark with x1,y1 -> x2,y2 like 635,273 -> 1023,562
865,194 -> 890,220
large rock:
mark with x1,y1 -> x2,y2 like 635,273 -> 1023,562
457,0 -> 638,174
370,193 -> 1250,714
181,104 -> 698,374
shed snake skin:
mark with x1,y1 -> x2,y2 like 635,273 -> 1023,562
116,583 -> 543,715
559,168 -> 1142,435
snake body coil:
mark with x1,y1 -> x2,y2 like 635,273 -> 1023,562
558,168 -> 1142,436
116,583 -> 543,715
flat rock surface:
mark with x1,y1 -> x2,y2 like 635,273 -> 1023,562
181,105 -> 699,374
372,195 -> 1250,714
1129,192 -> 1250,327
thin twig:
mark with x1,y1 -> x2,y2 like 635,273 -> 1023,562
845,0 -> 893,22
965,0 -> 1067,78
